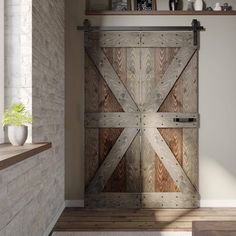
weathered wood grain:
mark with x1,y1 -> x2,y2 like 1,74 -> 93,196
141,134 -> 156,192
157,47 -> 183,192
142,192 -> 199,208
182,52 -> 199,190
85,193 -> 141,208
140,48 -> 155,112
86,31 -> 141,48
140,48 -> 156,192
142,112 -> 199,128
125,48 -> 142,192
126,132 -> 141,192
141,32 -> 194,48
86,47 -> 139,112
193,221 -> 236,236
127,48 -> 141,107
86,128 -> 139,193
143,47 -> 197,112
102,47 -> 129,192
85,53 -> 99,187
85,129 -> 99,187
85,112 -> 198,128
85,112 -> 141,128
144,128 -> 196,194
84,31 -> 200,209
54,208 -> 236,232
85,192 -> 199,209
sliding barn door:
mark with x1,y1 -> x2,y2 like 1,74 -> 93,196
84,31 -> 199,208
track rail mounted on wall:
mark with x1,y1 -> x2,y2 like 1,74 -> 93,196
77,19 -> 204,46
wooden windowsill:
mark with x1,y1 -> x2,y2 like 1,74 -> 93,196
0,142 -> 52,171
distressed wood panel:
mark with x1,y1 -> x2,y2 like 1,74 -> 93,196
142,112 -> 199,128
141,32 -> 194,48
86,31 -> 141,48
85,113 -> 140,128
84,31 -> 200,209
85,193 -> 141,208
142,192 -> 199,208
141,134 -> 156,192
102,47 -> 130,192
85,129 -> 99,187
157,50 -> 183,193
126,133 -> 141,192
87,128 -> 139,193
86,47 -> 139,112
143,47 -> 197,112
144,128 -> 196,194
140,48 -> 156,192
125,48 -> 142,193
182,52 -> 199,190
85,192 -> 199,209
127,48 -> 141,106
85,54 -> 99,187
96,47 -> 125,192
85,112 -> 198,128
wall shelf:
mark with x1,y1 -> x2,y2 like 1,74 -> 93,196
86,10 -> 236,16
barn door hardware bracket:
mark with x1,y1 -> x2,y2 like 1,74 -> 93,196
78,19 -> 204,35
192,19 -> 204,46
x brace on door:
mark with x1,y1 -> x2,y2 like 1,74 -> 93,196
82,21 -> 203,208
85,48 -> 198,190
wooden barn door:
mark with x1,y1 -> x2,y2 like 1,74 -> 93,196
84,31 -> 199,208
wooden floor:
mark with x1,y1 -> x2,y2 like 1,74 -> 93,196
54,208 -> 236,232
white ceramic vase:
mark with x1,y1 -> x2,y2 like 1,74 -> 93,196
194,0 -> 203,11
8,125 -> 28,146
214,2 -> 221,11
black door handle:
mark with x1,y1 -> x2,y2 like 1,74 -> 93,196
173,118 -> 197,123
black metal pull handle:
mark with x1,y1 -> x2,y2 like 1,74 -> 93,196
173,118 -> 197,123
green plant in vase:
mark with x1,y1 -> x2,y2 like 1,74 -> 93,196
2,103 -> 32,146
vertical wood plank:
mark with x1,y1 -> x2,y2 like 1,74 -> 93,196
126,48 -> 141,192
158,48 -> 182,192
103,47 -> 127,192
153,48 -> 180,192
126,134 -> 141,192
127,48 -> 141,107
182,52 -> 199,190
140,48 -> 156,192
85,54 -> 99,187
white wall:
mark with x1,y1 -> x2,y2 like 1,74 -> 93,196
88,15 -> 236,203
0,0 -> 4,143
66,0 -> 236,205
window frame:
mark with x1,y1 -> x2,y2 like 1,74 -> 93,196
0,0 -> 4,143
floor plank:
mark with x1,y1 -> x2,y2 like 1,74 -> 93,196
53,208 -> 236,232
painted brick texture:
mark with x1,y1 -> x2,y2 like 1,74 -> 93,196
1,0 -> 65,235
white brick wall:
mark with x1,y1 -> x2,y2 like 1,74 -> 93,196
4,0 -> 32,142
1,0 -> 65,235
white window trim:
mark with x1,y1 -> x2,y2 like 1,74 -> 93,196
0,0 -> 4,143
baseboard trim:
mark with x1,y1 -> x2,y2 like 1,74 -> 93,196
51,232 -> 192,236
65,200 -> 84,207
200,200 -> 236,207
43,201 -> 65,236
